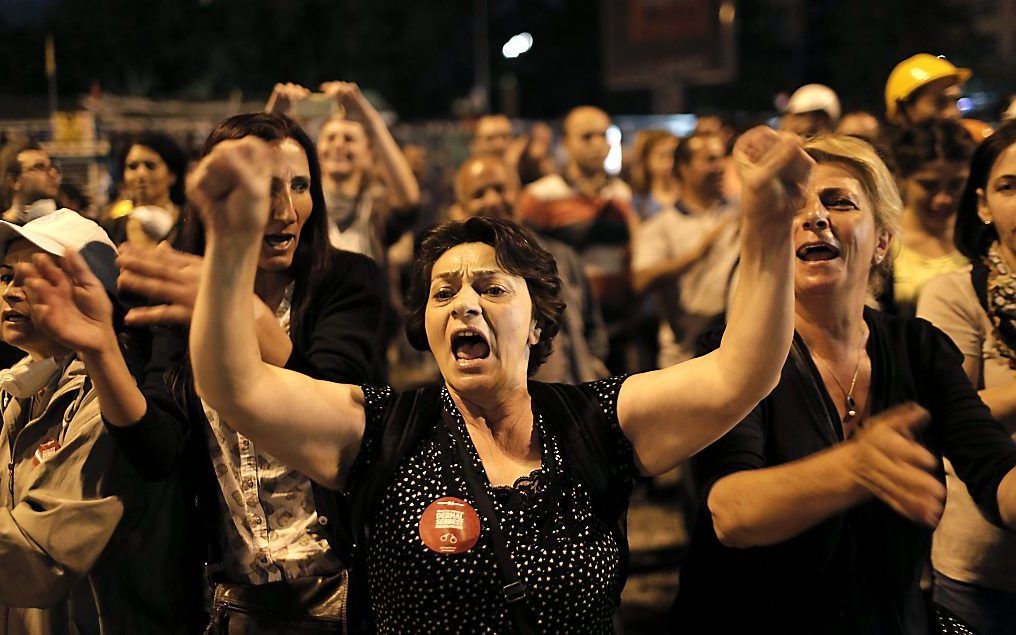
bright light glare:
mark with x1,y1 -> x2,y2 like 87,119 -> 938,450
502,33 -> 534,59
605,125 -> 622,175
719,2 -> 735,24
957,97 -> 973,113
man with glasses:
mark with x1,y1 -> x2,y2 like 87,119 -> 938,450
0,141 -> 61,225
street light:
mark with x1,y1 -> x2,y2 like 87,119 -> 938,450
605,125 -> 622,175
502,32 -> 533,59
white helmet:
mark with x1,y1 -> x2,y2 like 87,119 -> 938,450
786,84 -> 842,122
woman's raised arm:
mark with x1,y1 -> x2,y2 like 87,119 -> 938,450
188,137 -> 367,488
618,127 -> 812,476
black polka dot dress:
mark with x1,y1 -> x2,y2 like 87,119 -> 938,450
346,376 -> 635,633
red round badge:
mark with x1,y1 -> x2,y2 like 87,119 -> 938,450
419,496 -> 481,554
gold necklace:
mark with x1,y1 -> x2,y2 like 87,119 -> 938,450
811,332 -> 866,421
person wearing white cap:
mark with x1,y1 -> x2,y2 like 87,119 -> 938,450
0,209 -> 185,634
781,83 -> 842,138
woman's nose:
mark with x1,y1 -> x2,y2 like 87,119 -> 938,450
800,204 -> 831,231
451,288 -> 481,318
271,189 -> 298,224
3,280 -> 24,304
802,215 -> 830,231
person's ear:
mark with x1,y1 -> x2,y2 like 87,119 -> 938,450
977,187 -> 993,226
872,227 -> 892,265
528,321 -> 541,346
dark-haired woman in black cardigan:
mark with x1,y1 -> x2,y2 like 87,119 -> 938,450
24,112 -> 386,633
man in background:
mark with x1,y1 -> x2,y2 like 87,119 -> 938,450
0,141 -> 61,225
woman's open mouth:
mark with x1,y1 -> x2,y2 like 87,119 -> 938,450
451,329 -> 491,364
796,242 -> 841,262
263,233 -> 295,252
2,310 -> 29,324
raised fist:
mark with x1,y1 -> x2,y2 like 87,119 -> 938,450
734,126 -> 814,227
186,137 -> 272,246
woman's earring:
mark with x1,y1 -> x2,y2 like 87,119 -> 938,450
985,219 -> 993,226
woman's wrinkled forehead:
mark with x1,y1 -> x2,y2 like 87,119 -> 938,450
810,161 -> 874,203
269,138 -> 310,178
430,242 -> 509,284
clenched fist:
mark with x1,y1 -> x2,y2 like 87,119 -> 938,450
186,137 -> 273,245
734,126 -> 814,228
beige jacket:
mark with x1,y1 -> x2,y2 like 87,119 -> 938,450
0,357 -> 185,634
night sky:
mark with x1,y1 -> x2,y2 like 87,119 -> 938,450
0,0 -> 1011,121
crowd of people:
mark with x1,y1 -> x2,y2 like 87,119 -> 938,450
1,52 -> 1016,634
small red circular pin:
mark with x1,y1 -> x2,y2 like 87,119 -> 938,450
419,496 -> 481,554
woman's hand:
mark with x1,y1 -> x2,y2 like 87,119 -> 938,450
847,403 -> 946,526
321,81 -> 374,119
734,126 -> 813,227
265,82 -> 312,117
118,242 -> 202,326
186,137 -> 272,248
20,251 -> 116,355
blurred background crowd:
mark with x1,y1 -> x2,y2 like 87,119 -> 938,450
3,0 -> 1016,630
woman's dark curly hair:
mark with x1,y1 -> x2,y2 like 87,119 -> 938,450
890,119 -> 975,178
405,216 -> 565,375
955,120 -> 1016,261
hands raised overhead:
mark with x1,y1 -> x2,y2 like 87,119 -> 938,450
265,80 -> 378,122
265,82 -> 312,117
319,81 -> 373,119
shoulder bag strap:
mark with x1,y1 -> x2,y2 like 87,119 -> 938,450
439,409 -> 537,635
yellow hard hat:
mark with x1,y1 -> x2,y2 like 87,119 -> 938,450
885,54 -> 971,120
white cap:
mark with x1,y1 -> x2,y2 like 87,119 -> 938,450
786,84 -> 842,122
0,209 -> 115,258
0,209 -> 118,293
